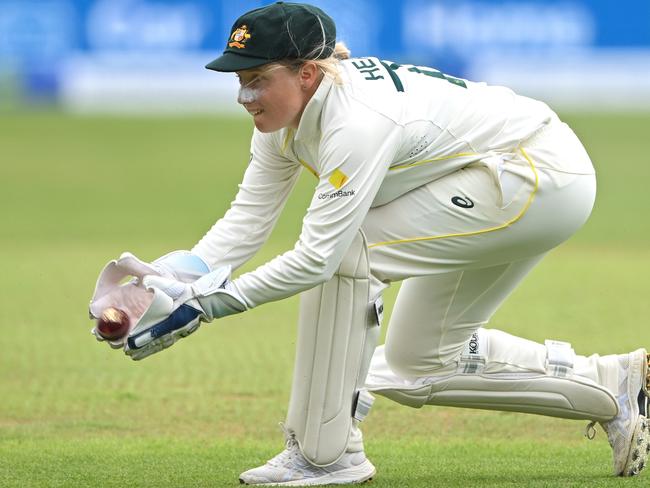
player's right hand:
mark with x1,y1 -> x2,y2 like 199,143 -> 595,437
89,251 -> 210,349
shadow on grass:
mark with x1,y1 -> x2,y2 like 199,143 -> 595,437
1,437 -> 648,487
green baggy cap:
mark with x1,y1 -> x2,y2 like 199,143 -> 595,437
206,2 -> 336,72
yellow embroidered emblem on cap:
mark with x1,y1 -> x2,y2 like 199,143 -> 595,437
328,169 -> 348,189
229,25 -> 251,49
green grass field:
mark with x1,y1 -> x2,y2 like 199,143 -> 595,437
1,112 -> 649,487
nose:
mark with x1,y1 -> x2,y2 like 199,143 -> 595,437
238,86 -> 257,105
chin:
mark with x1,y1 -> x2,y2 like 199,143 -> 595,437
254,120 -> 284,133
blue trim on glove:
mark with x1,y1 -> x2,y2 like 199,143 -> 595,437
127,304 -> 202,350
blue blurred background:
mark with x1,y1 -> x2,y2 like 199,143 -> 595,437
1,0 -> 650,113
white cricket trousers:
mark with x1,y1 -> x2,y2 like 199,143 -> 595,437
361,116 -> 621,395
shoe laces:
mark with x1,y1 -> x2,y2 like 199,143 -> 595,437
267,423 -> 301,468
279,422 -> 299,450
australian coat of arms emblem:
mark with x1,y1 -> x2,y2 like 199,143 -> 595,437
229,25 -> 251,49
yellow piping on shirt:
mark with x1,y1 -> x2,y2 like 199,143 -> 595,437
298,158 -> 320,178
281,128 -> 319,178
368,146 -> 539,249
282,128 -> 293,154
389,152 -> 480,171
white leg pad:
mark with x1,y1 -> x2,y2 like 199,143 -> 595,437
285,231 -> 382,467
366,328 -> 618,422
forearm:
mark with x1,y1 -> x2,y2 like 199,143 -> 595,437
191,201 -> 285,271
230,243 -> 335,308
192,134 -> 301,270
234,160 -> 398,305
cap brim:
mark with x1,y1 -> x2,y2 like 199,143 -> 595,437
205,52 -> 272,72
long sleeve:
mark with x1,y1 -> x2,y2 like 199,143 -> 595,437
191,129 -> 302,271
231,106 -> 402,308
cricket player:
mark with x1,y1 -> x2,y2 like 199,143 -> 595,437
89,2 -> 649,485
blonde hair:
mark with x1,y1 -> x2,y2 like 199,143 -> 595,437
311,42 -> 350,82
281,41 -> 351,83
251,42 -> 351,84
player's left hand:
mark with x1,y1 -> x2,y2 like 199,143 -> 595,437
124,266 -> 248,360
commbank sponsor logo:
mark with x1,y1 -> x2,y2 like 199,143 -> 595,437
318,189 -> 356,200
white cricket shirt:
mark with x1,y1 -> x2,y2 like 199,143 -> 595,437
192,57 -> 556,308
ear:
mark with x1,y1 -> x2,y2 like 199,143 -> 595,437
299,62 -> 321,89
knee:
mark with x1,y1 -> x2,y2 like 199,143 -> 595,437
383,341 -> 406,376
384,340 -> 444,378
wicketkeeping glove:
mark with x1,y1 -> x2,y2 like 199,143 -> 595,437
89,251 -> 210,348
124,266 -> 248,360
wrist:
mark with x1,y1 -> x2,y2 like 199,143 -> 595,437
191,267 -> 248,319
154,250 -> 211,282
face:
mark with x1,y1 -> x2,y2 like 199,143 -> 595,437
236,63 -> 320,133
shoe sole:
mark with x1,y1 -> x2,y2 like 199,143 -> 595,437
239,459 -> 376,486
619,351 -> 650,477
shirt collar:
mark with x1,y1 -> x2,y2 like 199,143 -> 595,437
294,74 -> 334,143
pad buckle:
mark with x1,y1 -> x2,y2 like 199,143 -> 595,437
353,389 -> 375,422
545,340 -> 574,377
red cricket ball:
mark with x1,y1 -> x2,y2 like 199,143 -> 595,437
96,307 -> 130,340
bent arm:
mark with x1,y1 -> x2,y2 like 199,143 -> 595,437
191,130 -> 301,271
231,110 -> 401,308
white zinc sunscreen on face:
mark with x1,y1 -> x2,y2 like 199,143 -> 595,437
238,85 -> 261,104
236,64 -> 287,105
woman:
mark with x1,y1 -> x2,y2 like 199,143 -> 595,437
90,2 -> 649,485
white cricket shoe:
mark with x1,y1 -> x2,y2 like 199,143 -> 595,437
595,348 -> 650,476
239,435 -> 376,486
